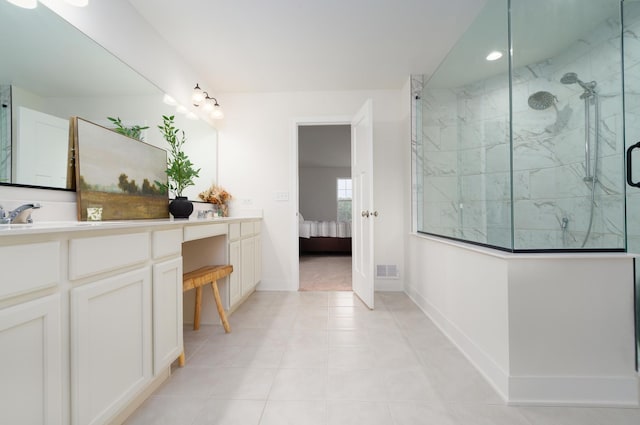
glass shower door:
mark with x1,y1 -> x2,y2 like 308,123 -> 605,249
623,0 -> 640,370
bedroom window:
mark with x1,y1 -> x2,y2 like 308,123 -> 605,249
337,178 -> 352,222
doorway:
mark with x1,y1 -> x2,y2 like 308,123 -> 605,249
297,124 -> 353,291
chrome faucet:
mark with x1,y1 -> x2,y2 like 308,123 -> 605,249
0,203 -> 41,224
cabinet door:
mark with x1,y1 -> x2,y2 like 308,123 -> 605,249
0,294 -> 62,425
152,257 -> 183,375
241,237 -> 255,296
254,234 -> 262,286
71,268 -> 152,425
229,240 -> 242,306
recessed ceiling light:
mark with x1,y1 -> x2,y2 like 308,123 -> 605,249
486,51 -> 503,61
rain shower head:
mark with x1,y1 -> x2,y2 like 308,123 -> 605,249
528,91 -> 557,110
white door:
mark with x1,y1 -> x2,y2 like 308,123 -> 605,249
16,107 -> 69,188
351,99 -> 375,309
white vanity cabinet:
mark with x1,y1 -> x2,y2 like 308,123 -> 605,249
0,294 -> 63,425
228,220 -> 262,311
0,239 -> 63,425
0,216 -> 261,425
151,229 -> 183,376
69,233 -> 153,425
71,268 -> 152,425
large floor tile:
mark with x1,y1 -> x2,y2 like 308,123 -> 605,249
327,368 -> 388,401
206,367 -> 277,400
260,400 -> 326,425
191,399 -> 266,425
388,401 -> 458,425
123,395 -> 207,425
447,403 -> 533,425
127,291 -> 640,425
280,346 -> 329,368
268,368 -> 327,400
327,400 -> 394,425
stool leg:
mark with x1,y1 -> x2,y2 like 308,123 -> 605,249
178,352 -> 185,367
210,280 -> 231,333
194,286 -> 202,331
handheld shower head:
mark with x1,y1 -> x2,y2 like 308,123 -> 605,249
560,72 -> 579,84
560,72 -> 597,94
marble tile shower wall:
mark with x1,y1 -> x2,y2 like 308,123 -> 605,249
420,13 -> 628,250
624,7 -> 640,250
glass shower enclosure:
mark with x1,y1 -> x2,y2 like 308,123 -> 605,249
415,0 -> 627,251
413,0 -> 639,366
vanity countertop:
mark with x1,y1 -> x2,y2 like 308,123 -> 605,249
0,216 -> 262,237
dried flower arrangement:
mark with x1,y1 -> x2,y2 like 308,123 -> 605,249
199,184 -> 232,205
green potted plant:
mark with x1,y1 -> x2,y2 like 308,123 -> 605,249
157,115 -> 200,218
107,116 -> 149,141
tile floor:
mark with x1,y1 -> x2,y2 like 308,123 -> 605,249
124,291 -> 640,425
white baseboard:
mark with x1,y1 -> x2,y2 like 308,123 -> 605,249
405,285 -> 640,407
405,285 -> 509,400
508,375 -> 640,407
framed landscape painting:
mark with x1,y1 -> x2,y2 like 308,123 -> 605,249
72,117 -> 169,220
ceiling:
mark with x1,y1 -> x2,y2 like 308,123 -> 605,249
127,0 -> 487,93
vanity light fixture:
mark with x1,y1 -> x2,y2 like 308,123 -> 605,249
192,83 -> 224,120
6,0 -> 89,7
486,50 -> 503,61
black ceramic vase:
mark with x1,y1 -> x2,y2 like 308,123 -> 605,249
169,196 -> 194,219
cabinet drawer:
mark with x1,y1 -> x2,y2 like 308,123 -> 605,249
152,228 -> 183,259
183,223 -> 227,241
240,222 -> 254,237
0,241 -> 60,299
69,233 -> 150,280
229,223 -> 241,241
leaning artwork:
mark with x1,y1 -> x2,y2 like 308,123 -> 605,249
72,117 -> 169,220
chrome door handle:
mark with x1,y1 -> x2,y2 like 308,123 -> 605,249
361,210 -> 370,218
372,211 -> 378,217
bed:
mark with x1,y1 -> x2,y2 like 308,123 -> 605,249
299,219 -> 352,254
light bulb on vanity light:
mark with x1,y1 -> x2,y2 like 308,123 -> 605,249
192,84 -> 205,106
211,103 -> 224,120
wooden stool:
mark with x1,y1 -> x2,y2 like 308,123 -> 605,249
178,264 -> 233,366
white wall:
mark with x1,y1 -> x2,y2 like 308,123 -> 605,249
217,89 -> 406,291
405,234 -> 639,406
299,167 -> 350,221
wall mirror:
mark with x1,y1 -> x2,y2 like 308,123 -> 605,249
0,2 -> 217,195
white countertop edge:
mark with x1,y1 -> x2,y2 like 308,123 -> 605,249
0,216 -> 262,236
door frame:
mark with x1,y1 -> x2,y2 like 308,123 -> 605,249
290,115 -> 353,291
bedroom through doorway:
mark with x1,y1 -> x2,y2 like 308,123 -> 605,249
298,124 -> 353,291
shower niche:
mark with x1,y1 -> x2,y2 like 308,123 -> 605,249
414,0 -> 626,252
